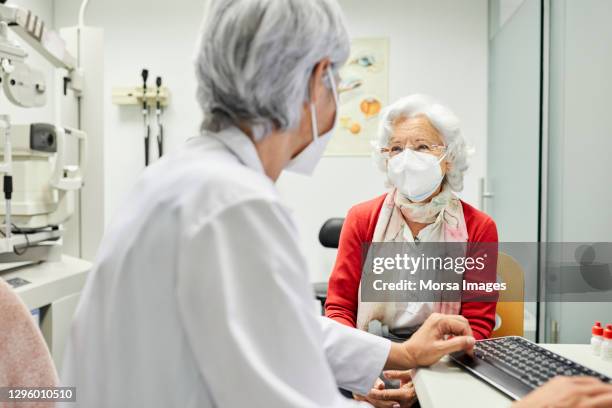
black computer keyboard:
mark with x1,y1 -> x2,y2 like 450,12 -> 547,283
450,336 -> 612,400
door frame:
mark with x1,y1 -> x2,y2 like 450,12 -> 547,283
536,0 -> 550,343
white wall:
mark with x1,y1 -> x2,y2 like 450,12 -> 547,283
54,0 -> 489,281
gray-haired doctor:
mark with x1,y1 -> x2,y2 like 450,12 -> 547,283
60,1 -> 611,407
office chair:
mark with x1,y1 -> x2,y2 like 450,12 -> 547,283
313,218 -> 345,310
319,218 -> 345,249
492,252 -> 525,337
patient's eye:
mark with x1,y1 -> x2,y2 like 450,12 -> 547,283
416,143 -> 432,152
390,146 -> 404,154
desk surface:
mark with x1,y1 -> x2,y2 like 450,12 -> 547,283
413,344 -> 612,408
0,255 -> 92,309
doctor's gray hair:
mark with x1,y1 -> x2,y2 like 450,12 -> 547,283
372,94 -> 470,192
195,0 -> 350,140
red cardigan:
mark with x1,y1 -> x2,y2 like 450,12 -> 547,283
324,194 -> 498,340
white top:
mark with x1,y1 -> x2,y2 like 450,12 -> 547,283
60,127 -> 391,408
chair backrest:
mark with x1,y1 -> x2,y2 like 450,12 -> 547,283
0,278 -> 58,391
492,252 -> 525,338
319,218 -> 345,249
314,218 -> 345,311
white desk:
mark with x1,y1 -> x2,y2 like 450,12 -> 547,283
413,344 -> 612,408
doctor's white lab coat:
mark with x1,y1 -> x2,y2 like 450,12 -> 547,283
60,127 -> 391,407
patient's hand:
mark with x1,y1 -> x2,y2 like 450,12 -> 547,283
363,373 -> 417,408
513,376 -> 612,408
402,313 -> 475,368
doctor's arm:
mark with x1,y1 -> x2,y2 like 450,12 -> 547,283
321,311 -> 476,394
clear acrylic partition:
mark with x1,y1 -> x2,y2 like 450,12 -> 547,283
544,0 -> 612,343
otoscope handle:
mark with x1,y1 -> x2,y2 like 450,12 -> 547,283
141,69 -> 149,110
155,76 -> 162,110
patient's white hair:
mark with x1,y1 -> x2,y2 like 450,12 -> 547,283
372,94 -> 469,192
195,0 -> 350,140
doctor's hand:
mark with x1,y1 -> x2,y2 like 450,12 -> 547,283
512,376 -> 612,408
386,313 -> 475,370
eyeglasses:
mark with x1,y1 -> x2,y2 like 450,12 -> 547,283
380,142 -> 447,159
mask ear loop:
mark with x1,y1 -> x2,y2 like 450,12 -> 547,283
309,104 -> 319,143
308,69 -> 319,143
327,66 -> 339,103
437,147 -> 449,164
311,66 -> 339,143
437,147 -> 450,190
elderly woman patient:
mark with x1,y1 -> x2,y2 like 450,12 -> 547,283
325,94 -> 498,407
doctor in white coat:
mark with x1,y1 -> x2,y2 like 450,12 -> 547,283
60,0 -> 612,407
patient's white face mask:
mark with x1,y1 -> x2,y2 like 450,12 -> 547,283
285,67 -> 338,176
387,149 -> 447,202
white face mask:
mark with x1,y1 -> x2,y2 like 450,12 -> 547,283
387,149 -> 446,202
285,66 -> 338,175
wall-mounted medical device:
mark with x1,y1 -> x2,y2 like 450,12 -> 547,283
0,4 -> 83,105
111,85 -> 170,107
0,3 -> 87,261
112,75 -> 170,165
0,123 -> 87,229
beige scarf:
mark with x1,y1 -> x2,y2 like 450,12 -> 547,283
357,184 -> 468,332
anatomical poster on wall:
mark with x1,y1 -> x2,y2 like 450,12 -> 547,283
326,37 -> 390,156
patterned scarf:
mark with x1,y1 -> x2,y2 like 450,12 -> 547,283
357,183 -> 468,332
